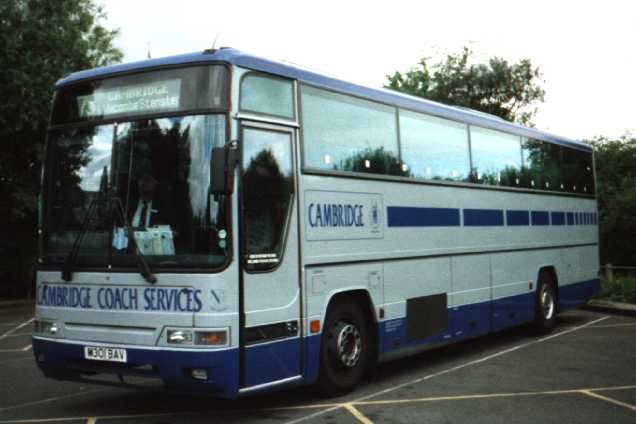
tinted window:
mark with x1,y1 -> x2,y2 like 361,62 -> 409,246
563,147 -> 595,194
470,127 -> 522,186
240,74 -> 294,119
301,85 -> 403,176
241,128 -> 294,271
399,110 -> 470,181
522,139 -> 563,191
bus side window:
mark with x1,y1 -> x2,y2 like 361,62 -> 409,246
300,85 -> 404,177
240,73 -> 295,119
562,147 -> 595,194
399,109 -> 470,182
470,127 -> 522,187
522,139 -> 563,191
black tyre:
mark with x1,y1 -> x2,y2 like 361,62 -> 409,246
534,271 -> 557,333
316,298 -> 370,396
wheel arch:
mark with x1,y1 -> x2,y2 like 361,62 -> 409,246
322,288 -> 378,324
537,265 -> 560,307
321,288 -> 379,365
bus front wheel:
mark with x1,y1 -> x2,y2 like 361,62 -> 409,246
316,298 -> 370,396
534,272 -> 557,332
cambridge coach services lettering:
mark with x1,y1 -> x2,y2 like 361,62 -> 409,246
37,284 -> 202,312
308,203 -> 364,228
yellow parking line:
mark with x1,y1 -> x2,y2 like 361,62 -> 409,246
0,344 -> 30,352
0,402 -> 341,423
586,323 -> 636,329
0,413 -> 173,423
1,384 -> 634,423
344,403 -> 374,424
353,385 -> 636,406
580,390 -> 636,412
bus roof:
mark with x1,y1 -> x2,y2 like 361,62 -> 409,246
56,47 -> 592,153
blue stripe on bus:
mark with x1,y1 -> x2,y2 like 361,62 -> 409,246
377,278 -> 600,355
506,210 -> 530,226
387,206 -> 460,227
551,211 -> 566,226
32,279 -> 600,395
531,211 -> 550,226
386,207 -> 596,228
463,209 -> 504,226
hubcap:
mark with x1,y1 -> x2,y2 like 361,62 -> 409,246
335,323 -> 362,368
540,285 -> 555,320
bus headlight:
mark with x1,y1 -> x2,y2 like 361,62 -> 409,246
164,328 -> 229,347
34,320 -> 59,336
167,329 -> 193,345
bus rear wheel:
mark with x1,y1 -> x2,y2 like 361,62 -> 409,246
534,272 -> 557,333
316,299 -> 370,396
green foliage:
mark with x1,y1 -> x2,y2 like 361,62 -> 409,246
0,0 -> 122,222
386,47 -> 545,125
0,0 -> 122,295
338,147 -> 410,177
587,136 -> 636,266
597,278 -> 636,304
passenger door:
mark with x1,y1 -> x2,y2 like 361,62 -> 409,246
238,122 -> 302,389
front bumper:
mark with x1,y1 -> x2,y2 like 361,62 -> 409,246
32,337 -> 240,397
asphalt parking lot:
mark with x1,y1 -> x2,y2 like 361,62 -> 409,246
0,305 -> 634,423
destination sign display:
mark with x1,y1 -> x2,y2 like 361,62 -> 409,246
76,79 -> 181,118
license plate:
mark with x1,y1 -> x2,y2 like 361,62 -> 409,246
84,346 -> 127,363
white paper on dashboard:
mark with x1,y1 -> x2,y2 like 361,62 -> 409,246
112,227 -> 129,250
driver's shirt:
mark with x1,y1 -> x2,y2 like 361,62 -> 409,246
132,200 -> 153,229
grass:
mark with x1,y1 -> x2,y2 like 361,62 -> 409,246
596,278 -> 636,304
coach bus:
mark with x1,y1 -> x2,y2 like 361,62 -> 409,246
33,48 -> 599,397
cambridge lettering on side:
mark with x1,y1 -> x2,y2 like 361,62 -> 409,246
304,190 -> 384,241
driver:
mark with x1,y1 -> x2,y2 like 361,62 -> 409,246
129,175 -> 169,229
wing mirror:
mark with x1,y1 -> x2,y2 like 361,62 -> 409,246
210,142 -> 239,195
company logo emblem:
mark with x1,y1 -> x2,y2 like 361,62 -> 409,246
371,200 -> 381,231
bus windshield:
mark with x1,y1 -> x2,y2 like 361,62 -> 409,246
42,114 -> 230,271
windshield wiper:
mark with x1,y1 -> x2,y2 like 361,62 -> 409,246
111,195 -> 157,284
61,198 -> 100,282
62,166 -> 110,282
61,186 -> 156,283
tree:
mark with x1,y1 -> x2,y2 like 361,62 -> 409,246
0,0 -> 122,297
339,147 -> 409,177
386,47 -> 545,125
587,136 -> 636,266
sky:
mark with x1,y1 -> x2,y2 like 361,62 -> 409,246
99,0 -> 635,141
